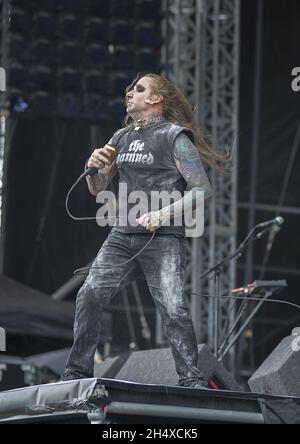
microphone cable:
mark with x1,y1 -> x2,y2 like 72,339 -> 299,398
73,231 -> 156,275
65,170 -> 300,314
65,170 -> 157,273
65,170 -> 101,222
188,290 -> 300,311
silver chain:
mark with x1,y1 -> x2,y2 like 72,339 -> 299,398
133,116 -> 165,130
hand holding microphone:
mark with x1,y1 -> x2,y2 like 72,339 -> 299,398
85,144 -> 118,177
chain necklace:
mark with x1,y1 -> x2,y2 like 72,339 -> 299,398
133,115 -> 165,130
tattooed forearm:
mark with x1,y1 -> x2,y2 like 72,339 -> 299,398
173,133 -> 212,198
136,133 -> 212,232
84,158 -> 117,196
138,187 -> 204,232
86,170 -> 109,196
160,187 -> 203,218
158,133 -> 212,220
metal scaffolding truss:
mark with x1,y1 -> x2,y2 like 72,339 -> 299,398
0,0 -> 9,274
160,0 -> 240,358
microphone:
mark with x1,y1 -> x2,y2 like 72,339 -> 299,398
83,166 -> 98,178
256,216 -> 284,228
83,144 -> 118,178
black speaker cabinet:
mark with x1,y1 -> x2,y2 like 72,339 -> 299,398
94,344 -> 240,391
249,332 -> 300,396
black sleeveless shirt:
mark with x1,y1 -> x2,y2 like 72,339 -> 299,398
109,119 -> 194,237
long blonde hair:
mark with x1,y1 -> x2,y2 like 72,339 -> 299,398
124,72 -> 230,172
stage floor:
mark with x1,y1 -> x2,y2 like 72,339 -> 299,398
2,376 -> 299,424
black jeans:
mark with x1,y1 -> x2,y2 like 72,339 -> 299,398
63,229 -> 205,384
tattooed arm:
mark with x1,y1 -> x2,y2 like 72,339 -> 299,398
85,146 -> 118,196
86,163 -> 117,196
172,131 -> 212,201
137,133 -> 211,231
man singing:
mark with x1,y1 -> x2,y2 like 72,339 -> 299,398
62,73 -> 227,388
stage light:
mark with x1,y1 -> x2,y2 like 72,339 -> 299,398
4,0 -> 163,118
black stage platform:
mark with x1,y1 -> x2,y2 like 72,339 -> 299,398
0,377 -> 299,424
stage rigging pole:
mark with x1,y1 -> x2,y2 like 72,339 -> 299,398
161,1 -> 240,370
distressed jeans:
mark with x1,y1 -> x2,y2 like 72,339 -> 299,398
63,229 -> 205,385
